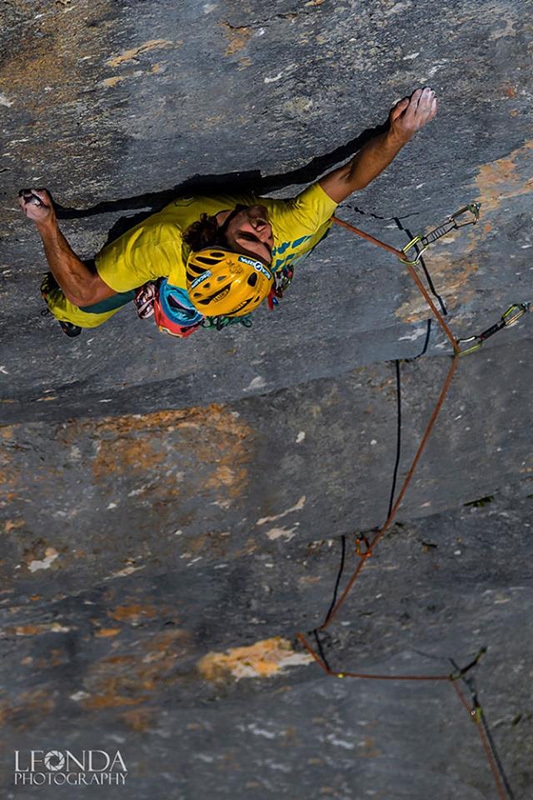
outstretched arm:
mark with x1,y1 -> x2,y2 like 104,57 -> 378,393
18,189 -> 116,307
319,87 -> 437,204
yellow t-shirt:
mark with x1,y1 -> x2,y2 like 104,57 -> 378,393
95,183 -> 338,293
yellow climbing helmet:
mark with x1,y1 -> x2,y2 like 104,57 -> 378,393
186,248 -> 274,318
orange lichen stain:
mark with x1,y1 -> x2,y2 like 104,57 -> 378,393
0,432 -> 20,502
395,253 -> 479,323
397,140 -> 532,323
9,622 -> 71,636
4,519 -> 24,533
121,707 -> 156,732
2,405 -> 252,513
94,628 -> 121,638
1,689 -> 56,730
83,694 -> 144,710
298,575 -> 321,586
101,76 -> 124,88
0,2 -> 110,114
80,630 -> 191,707
106,40 -> 173,67
204,464 -> 247,499
198,637 -> 314,682
12,624 -> 42,636
108,604 -> 157,624
104,655 -> 136,666
220,23 -> 253,56
87,403 -> 252,505
35,648 -> 69,670
474,140 -> 533,214
357,736 -> 381,759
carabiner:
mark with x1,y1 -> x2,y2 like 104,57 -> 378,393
448,202 -> 482,229
399,202 -> 481,266
354,534 -> 372,558
502,302 -> 530,327
458,302 -> 531,356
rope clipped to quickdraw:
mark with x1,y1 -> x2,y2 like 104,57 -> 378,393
333,204 -> 480,353
299,199 -> 526,799
333,203 -> 531,356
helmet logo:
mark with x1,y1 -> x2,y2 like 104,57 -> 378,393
190,270 -> 213,290
238,255 -> 262,268
237,255 -> 272,279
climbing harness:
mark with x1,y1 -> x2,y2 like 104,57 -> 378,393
399,202 -> 481,266
458,302 -> 531,356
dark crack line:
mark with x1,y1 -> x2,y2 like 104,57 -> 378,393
386,360 -> 402,520
51,124 -> 389,220
449,657 -> 516,800
223,12 -> 299,30
342,203 -> 421,223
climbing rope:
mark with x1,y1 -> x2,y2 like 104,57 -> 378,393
296,203 -> 529,800
332,214 -> 460,351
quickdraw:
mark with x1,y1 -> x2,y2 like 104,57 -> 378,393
458,303 -> 531,356
449,647 -> 487,682
399,203 -> 481,266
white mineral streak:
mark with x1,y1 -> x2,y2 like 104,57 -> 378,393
257,496 -> 306,525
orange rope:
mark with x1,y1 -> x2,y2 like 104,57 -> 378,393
294,215 -> 512,800
320,353 -> 460,629
297,633 -> 450,681
331,216 -> 460,353
332,215 -> 406,259
452,682 -> 508,800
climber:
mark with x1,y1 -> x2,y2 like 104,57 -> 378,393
18,87 -> 437,337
